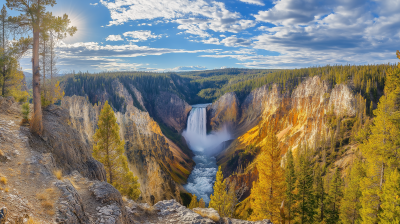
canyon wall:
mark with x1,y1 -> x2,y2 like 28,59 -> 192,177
62,93 -> 193,205
216,76 -> 357,196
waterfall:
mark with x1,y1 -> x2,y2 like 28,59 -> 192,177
183,104 -> 231,204
186,106 -> 207,138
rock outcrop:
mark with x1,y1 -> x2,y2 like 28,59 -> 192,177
62,95 -> 191,205
33,105 -> 107,181
207,92 -> 240,131
155,91 -> 192,133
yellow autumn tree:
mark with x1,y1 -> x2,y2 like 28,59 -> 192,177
188,194 -> 199,209
250,124 -> 285,223
209,166 -> 228,215
199,198 -> 206,208
93,101 -> 140,200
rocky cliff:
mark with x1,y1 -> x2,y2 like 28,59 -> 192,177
155,91 -> 192,133
207,92 -> 240,132
216,76 -> 358,200
62,95 -> 193,205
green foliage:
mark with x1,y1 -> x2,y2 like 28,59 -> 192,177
294,146 -> 316,224
285,149 -> 296,223
325,168 -> 343,223
22,102 -> 30,120
93,101 -> 140,200
180,192 -> 192,207
340,161 -> 365,224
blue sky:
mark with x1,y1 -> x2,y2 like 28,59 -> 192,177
5,0 -> 400,73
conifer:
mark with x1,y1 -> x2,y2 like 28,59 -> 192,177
209,166 -> 228,216
294,146 -> 316,224
325,168 -> 343,223
378,169 -> 400,223
188,194 -> 199,209
93,101 -> 140,200
360,53 -> 400,223
314,166 -> 325,223
285,149 -> 296,224
340,161 -> 365,224
250,125 -> 285,223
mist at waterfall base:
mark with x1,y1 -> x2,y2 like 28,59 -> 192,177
183,104 -> 232,204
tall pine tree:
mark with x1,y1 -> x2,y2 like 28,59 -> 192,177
360,52 -> 400,223
209,166 -> 228,216
294,144 -> 316,224
285,149 -> 296,224
340,160 -> 365,224
250,124 -> 285,223
314,165 -> 325,223
325,168 -> 343,223
93,101 -> 140,200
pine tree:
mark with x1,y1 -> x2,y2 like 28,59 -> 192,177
325,168 -> 343,223
188,194 -> 199,209
225,180 -> 238,218
314,166 -> 325,223
360,53 -> 400,223
250,125 -> 285,223
294,146 -> 316,224
340,160 -> 365,224
209,166 -> 228,216
93,101 -> 140,200
378,169 -> 400,223
285,149 -> 296,224
199,198 -> 206,208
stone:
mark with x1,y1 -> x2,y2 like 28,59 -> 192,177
89,181 -> 123,205
55,180 -> 90,224
0,207 -> 7,224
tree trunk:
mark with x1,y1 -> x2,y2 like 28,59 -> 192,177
32,23 -> 43,135
1,15 -> 5,97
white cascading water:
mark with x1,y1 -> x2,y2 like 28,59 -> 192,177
183,104 -> 231,204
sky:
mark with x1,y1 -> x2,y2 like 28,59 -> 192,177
4,0 -> 400,73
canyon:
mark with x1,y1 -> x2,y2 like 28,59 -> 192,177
0,72 -> 360,223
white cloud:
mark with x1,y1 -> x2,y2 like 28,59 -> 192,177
123,30 -> 162,42
239,0 -> 264,6
100,0 -> 256,36
221,36 -> 252,47
90,2 -> 98,6
105,35 -> 123,41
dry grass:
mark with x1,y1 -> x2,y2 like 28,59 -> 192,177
53,169 -> 63,180
66,177 -> 80,190
122,196 -> 128,202
194,210 -> 220,222
36,188 -> 58,216
26,217 -> 41,224
0,176 -> 7,185
0,149 -> 4,157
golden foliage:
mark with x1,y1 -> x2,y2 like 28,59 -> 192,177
250,125 -> 285,223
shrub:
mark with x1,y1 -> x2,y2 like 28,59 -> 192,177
22,102 -> 30,119
0,176 -> 7,185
